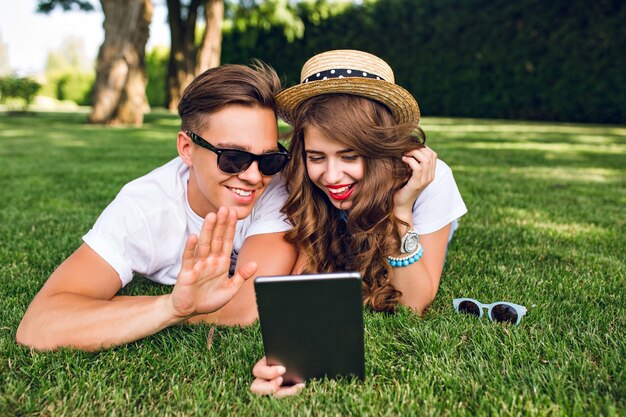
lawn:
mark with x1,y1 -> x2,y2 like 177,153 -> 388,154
0,110 -> 624,416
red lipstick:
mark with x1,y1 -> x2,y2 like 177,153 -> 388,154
326,184 -> 355,201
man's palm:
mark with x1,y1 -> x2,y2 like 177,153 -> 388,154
170,208 -> 257,319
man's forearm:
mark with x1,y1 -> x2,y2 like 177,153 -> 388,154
16,293 -> 181,351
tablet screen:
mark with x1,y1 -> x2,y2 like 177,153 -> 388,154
254,272 -> 365,385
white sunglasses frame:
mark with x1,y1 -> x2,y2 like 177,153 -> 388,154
453,298 -> 527,325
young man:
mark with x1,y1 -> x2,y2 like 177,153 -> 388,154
16,64 -> 297,351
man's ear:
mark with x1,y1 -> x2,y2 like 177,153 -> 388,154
177,131 -> 193,167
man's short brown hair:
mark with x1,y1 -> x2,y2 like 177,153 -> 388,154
178,62 -> 282,132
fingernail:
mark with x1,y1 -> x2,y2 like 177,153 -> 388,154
276,366 -> 286,374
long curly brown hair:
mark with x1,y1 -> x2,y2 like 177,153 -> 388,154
282,94 -> 426,312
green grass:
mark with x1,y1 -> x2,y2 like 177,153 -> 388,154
1,110 -> 624,416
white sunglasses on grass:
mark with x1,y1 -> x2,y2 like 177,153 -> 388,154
453,298 -> 528,325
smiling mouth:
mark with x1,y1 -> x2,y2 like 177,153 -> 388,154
227,186 -> 253,197
326,184 -> 355,200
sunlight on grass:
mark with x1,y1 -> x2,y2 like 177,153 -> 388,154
423,117 -> 626,137
512,167 -> 621,183
460,141 -> 624,154
502,207 -> 608,238
52,138 -> 92,147
135,130 -> 178,142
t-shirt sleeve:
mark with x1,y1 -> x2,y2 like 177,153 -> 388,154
244,176 -> 293,238
82,194 -> 153,286
412,160 -> 468,235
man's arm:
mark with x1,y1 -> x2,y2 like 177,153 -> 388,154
16,243 -> 179,351
17,207 -> 255,351
190,231 -> 297,326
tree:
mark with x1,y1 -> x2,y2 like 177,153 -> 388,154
43,36 -> 94,104
165,0 -> 224,111
45,36 -> 92,73
89,0 -> 152,125
38,0 -> 152,126
228,0 -> 304,45
0,33 -> 11,76
165,0 -> 304,111
0,76 -> 42,111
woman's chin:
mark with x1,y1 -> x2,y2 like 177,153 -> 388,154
327,198 -> 353,211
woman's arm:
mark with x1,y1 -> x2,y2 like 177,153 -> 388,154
389,146 -> 444,314
290,251 -> 308,274
388,223 -> 451,314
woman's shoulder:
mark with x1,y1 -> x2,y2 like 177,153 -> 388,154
411,158 -> 454,209
430,158 -> 457,189
411,157 -> 467,233
435,158 -> 453,176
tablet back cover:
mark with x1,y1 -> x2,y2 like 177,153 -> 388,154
254,272 -> 365,385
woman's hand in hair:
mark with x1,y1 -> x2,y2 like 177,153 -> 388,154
393,146 -> 438,222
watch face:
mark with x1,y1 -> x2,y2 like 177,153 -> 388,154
402,232 -> 419,253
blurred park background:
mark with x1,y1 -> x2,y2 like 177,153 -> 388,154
0,0 -> 624,125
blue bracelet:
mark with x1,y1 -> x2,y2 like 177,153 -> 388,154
387,246 -> 424,267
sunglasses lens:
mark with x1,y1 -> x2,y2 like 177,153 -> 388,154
219,151 -> 252,174
259,154 -> 289,176
490,304 -> 519,324
457,300 -> 481,317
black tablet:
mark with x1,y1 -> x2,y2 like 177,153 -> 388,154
254,272 -> 365,385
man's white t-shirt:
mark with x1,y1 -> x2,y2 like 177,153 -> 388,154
411,159 -> 467,237
83,157 -> 291,287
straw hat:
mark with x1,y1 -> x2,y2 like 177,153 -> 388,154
276,49 -> 420,126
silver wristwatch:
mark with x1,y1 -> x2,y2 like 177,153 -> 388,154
400,229 -> 420,254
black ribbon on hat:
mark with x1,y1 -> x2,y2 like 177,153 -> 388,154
303,68 -> 385,84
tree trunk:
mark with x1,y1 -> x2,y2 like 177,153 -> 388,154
197,0 -> 223,72
166,0 -> 223,112
90,0 -> 152,126
166,0 -> 198,112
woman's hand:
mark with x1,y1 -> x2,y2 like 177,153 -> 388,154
250,357 -> 306,398
393,146 -> 437,222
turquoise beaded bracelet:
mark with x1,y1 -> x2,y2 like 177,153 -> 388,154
387,245 -> 424,267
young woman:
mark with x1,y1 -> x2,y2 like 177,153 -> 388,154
250,50 -> 467,396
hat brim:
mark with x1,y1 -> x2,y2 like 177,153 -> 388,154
276,77 -> 420,126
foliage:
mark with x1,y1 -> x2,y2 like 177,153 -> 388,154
0,37 -> 10,77
146,46 -> 169,108
37,0 -> 95,13
222,0 -> 626,124
225,0 -> 305,45
0,111 -> 624,415
54,72 -> 94,105
0,75 -> 42,110
40,37 -> 95,105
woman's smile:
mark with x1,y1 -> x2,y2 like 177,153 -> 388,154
325,183 -> 356,201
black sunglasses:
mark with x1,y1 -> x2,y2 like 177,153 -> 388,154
186,130 -> 290,176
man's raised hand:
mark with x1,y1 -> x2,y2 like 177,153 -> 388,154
168,207 -> 258,320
